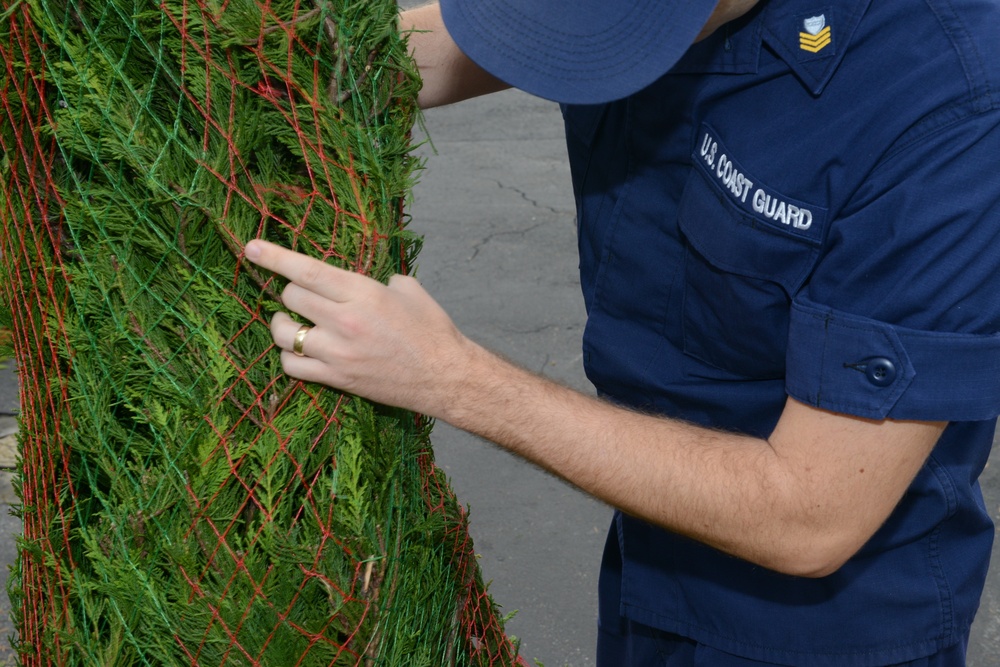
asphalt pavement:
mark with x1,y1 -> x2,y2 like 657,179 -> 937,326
2,88 -> 999,667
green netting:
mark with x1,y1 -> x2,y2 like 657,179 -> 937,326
0,0 -> 524,664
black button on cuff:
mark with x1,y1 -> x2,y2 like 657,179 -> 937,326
865,357 -> 897,387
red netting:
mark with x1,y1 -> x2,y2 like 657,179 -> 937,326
0,0 -> 525,664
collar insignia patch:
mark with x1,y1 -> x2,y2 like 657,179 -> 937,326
799,15 -> 831,53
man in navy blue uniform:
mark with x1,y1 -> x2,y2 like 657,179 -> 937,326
244,0 -> 1000,664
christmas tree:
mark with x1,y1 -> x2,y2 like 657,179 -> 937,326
0,0 -> 522,664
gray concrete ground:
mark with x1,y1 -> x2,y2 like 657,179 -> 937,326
1,90 -> 999,667
2,360 -> 21,667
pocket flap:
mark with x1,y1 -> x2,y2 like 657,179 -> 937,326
680,125 -> 829,292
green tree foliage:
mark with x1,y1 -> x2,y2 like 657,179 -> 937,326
0,0 -> 521,664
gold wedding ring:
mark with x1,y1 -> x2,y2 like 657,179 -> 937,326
292,324 -> 312,357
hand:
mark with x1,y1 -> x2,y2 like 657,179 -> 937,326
244,239 -> 475,416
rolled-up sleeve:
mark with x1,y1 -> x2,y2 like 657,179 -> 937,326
786,111 -> 1000,422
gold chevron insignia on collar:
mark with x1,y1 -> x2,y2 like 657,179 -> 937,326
799,14 -> 831,53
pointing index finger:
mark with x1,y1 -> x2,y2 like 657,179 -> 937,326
244,239 -> 365,302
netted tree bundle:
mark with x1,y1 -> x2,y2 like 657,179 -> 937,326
0,0 -> 523,664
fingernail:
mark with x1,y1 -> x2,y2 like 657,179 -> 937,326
245,241 -> 261,261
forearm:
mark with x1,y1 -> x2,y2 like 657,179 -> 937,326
439,344 -> 813,572
400,3 -> 510,108
437,341 -> 939,578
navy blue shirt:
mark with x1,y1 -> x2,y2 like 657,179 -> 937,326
563,0 -> 1000,663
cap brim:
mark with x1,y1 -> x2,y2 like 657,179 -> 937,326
440,0 -> 717,104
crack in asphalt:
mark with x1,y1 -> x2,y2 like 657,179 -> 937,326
495,180 -> 564,216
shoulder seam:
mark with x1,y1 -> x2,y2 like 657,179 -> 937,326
876,100 -> 997,169
923,0 -> 996,112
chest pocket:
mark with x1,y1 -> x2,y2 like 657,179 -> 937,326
678,167 -> 825,379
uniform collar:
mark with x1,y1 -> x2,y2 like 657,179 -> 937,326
760,0 -> 871,95
671,8 -> 764,76
670,0 -> 870,96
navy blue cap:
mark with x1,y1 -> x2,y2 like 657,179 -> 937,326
439,0 -> 718,104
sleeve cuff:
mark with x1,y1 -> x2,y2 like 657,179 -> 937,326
786,297 -> 1000,421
